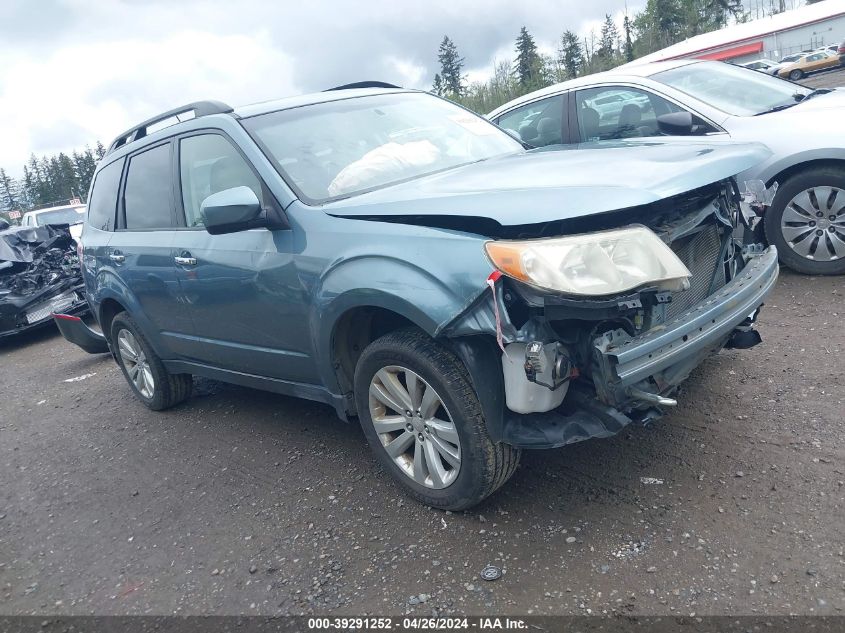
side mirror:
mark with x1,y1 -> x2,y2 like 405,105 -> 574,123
200,186 -> 263,235
657,111 -> 695,136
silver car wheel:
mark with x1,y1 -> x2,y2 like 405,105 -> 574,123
368,365 -> 461,489
780,186 -> 845,261
117,329 -> 155,399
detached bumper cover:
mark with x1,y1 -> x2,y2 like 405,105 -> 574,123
52,313 -> 110,354
595,246 -> 779,403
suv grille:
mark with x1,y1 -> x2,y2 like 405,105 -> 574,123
666,223 -> 726,321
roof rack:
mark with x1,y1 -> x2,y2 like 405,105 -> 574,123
325,81 -> 403,91
106,100 -> 234,155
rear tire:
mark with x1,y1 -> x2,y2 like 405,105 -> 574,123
764,167 -> 845,275
354,329 -> 520,510
111,311 -> 192,410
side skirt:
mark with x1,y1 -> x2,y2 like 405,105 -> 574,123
163,360 -> 349,421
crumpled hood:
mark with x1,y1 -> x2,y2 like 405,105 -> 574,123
324,140 -> 770,226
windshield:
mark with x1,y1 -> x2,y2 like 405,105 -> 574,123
652,61 -> 811,116
242,92 -> 522,203
36,207 -> 85,226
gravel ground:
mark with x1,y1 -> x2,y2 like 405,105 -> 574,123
0,269 -> 843,617
800,66 -> 845,90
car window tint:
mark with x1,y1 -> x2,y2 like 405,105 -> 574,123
496,95 -> 564,147
86,158 -> 124,232
179,134 -> 262,227
576,87 -> 687,141
124,144 -> 174,230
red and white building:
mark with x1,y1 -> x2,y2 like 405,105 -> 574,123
626,0 -> 845,66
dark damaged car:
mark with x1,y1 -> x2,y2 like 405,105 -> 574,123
0,223 -> 87,338
58,87 -> 778,509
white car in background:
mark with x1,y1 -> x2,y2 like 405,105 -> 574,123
739,58 -> 783,76
20,204 -> 86,241
488,59 -> 845,275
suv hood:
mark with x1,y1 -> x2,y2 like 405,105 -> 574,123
324,140 -> 770,226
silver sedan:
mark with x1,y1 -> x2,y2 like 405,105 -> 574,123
488,60 -> 845,275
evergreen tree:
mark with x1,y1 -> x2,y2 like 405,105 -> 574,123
432,73 -> 444,96
72,147 -> 98,199
596,14 -> 621,70
57,154 -> 74,196
0,169 -> 18,210
436,36 -> 465,97
514,27 -> 542,89
557,30 -> 584,80
21,166 -> 35,209
95,141 -> 106,160
623,15 -> 635,62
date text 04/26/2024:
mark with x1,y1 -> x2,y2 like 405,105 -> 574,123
306,617 -> 528,630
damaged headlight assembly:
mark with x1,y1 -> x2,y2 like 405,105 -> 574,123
485,225 -> 692,296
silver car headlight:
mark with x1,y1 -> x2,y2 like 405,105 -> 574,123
485,225 -> 691,296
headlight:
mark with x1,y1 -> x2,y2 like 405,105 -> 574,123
485,225 -> 691,296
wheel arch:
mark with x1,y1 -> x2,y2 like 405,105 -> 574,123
764,157 -> 845,190
315,254 -> 489,417
326,302 -> 507,442
329,304 -> 421,412
98,297 -> 128,343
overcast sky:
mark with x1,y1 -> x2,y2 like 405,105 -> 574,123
0,0 -> 649,173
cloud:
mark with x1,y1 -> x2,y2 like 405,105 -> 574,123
0,0 -> 642,173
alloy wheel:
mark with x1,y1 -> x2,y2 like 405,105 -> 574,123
368,365 -> 461,489
117,329 -> 155,399
780,186 -> 845,261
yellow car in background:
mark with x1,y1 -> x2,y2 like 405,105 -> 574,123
777,50 -> 842,81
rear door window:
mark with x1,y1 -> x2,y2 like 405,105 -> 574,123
86,158 -> 124,231
496,95 -> 564,147
123,143 -> 176,230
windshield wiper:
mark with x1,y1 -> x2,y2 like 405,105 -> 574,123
799,88 -> 831,101
755,102 -> 799,116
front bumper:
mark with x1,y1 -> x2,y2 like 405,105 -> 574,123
593,246 -> 779,406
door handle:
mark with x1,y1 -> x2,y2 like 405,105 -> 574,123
175,256 -> 197,266
109,253 -> 125,263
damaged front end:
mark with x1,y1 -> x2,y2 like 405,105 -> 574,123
444,180 -> 778,449
0,224 -> 88,338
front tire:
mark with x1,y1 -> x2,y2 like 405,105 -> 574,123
111,311 -> 192,410
789,69 -> 804,81
354,329 -> 520,510
764,167 -> 845,275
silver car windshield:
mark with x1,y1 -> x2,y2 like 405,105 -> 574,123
243,92 -> 522,203
653,62 -> 812,116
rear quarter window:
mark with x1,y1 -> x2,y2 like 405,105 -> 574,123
86,158 -> 124,231
123,143 -> 176,230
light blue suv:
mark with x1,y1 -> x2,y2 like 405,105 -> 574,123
56,84 -> 778,509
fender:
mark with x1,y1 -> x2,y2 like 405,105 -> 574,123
313,255 -> 486,395
743,147 -> 845,186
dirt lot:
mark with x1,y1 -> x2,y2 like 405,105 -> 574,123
801,66 -> 845,90
0,268 -> 843,617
